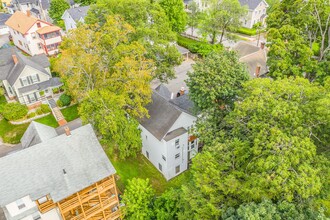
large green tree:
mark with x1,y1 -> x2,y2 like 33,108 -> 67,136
54,16 -> 153,158
186,1 -> 202,36
186,50 -> 249,111
179,78 -> 330,219
122,178 -> 155,220
266,0 -> 330,83
49,0 -> 69,23
199,0 -> 246,44
159,0 -> 187,33
85,0 -> 181,82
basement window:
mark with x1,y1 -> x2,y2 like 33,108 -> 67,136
16,199 -> 26,210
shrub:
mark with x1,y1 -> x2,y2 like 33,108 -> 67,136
27,112 -> 36,119
39,90 -> 45,96
59,94 -> 71,106
53,88 -> 59,93
57,99 -> 63,107
2,103 -> 28,120
36,108 -> 43,115
177,35 -> 223,57
237,27 -> 257,36
40,104 -> 51,113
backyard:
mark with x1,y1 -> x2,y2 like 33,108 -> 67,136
0,103 -> 79,143
108,151 -> 191,195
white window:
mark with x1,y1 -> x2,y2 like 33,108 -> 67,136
175,153 -> 180,159
175,139 -> 180,148
31,74 -> 39,83
31,32 -> 36,39
158,163 -> 162,171
20,77 -> 29,86
27,93 -> 37,103
38,43 -> 42,50
175,165 -> 180,174
16,199 -> 26,210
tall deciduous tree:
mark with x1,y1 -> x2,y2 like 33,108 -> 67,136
122,178 -> 155,220
49,0 -> 69,24
159,0 -> 187,33
85,0 -> 182,82
54,16 -> 154,158
179,78 -> 330,219
186,50 -> 249,111
199,0 -> 246,44
187,1 -> 201,36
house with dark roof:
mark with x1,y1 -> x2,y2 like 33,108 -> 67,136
233,41 -> 268,77
7,0 -> 52,22
0,13 -> 11,35
139,84 -> 198,180
239,0 -> 269,28
0,122 -> 121,220
0,47 -> 63,107
5,11 -> 62,56
61,6 -> 90,31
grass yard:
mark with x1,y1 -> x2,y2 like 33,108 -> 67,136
108,151 -> 191,195
0,119 -> 29,144
62,104 -> 79,122
34,114 -> 58,128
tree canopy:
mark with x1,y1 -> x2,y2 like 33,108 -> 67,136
54,16 -> 154,158
186,50 -> 249,111
159,0 -> 187,33
85,0 -> 182,82
49,0 -> 69,24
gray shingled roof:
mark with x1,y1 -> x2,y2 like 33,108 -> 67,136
239,0 -> 263,10
0,48 -> 50,86
164,127 -> 187,141
139,92 -> 182,141
176,45 -> 189,55
169,94 -> 195,115
66,6 -> 90,22
30,7 -> 40,15
0,123 -> 116,206
155,84 -> 172,100
40,0 -> 50,10
0,13 -> 11,26
233,42 -> 260,58
18,77 -> 62,94
21,121 -> 58,148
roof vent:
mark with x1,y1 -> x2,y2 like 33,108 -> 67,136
63,169 -> 67,174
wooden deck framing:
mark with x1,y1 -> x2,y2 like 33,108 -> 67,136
37,175 -> 121,220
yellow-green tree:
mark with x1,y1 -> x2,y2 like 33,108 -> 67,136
55,16 -> 154,158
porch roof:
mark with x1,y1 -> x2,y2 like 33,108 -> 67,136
36,25 -> 61,34
18,77 -> 62,94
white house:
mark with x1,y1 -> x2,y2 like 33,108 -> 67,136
7,0 -> 51,22
61,6 -> 90,31
239,0 -> 269,28
139,85 -> 199,180
0,123 -> 120,220
0,47 -> 63,108
0,13 -> 11,35
5,11 -> 63,56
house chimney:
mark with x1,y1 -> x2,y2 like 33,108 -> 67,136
180,87 -> 185,96
12,55 -> 18,64
26,10 -> 31,17
260,42 -> 265,50
255,65 -> 261,78
64,126 -> 71,136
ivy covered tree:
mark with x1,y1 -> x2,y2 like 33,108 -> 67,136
159,0 -> 187,33
54,16 -> 154,158
85,0 -> 181,82
179,78 -> 330,219
122,178 -> 155,220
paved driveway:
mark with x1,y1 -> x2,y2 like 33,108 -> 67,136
151,59 -> 195,94
0,34 -> 9,48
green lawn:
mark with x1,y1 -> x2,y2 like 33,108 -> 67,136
62,104 -> 79,122
34,114 -> 58,128
108,152 -> 191,195
0,119 -> 29,144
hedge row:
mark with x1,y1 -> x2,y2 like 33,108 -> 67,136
236,27 -> 257,36
177,35 -> 222,57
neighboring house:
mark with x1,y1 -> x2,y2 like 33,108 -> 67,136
0,47 -> 62,108
1,0 -> 11,8
5,11 -> 62,56
233,41 -> 268,77
183,0 -> 209,11
61,6 -> 90,31
0,13 -> 11,35
7,0 -> 51,22
139,84 -> 199,180
239,0 -> 269,28
0,122 -> 121,220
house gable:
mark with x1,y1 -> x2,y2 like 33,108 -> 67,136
13,65 -> 51,91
